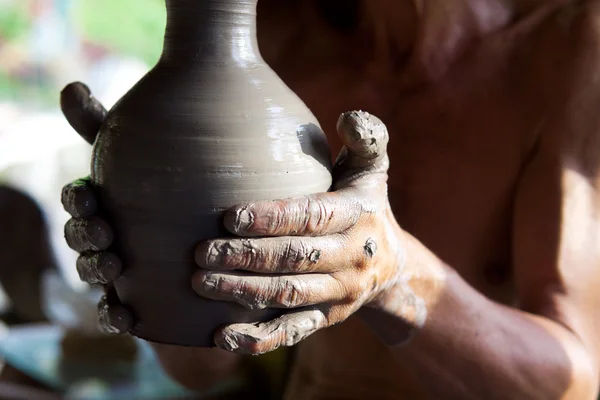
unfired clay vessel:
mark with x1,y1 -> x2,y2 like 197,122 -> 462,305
87,0 -> 332,346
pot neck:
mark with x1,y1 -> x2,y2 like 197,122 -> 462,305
161,0 -> 261,64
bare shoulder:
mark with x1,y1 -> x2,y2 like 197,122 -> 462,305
511,1 -> 600,364
513,1 -> 600,164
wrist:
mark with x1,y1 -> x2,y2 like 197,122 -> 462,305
360,233 -> 449,346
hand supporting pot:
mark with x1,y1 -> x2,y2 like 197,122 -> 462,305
60,82 -> 133,335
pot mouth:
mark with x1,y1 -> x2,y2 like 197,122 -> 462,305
165,0 -> 258,16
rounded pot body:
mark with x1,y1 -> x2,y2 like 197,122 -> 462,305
91,0 -> 332,346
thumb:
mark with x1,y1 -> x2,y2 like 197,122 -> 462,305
333,111 -> 390,188
60,82 -> 107,145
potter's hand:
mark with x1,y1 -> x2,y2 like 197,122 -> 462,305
194,111 -> 405,355
60,82 -> 133,334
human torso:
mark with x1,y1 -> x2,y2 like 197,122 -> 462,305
255,0 -> 579,398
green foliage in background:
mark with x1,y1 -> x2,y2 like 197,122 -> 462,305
0,2 -> 30,41
73,0 -> 166,65
0,0 -> 167,107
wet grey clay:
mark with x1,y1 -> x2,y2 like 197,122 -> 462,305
84,0 -> 332,346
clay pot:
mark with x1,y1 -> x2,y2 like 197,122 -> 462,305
88,0 -> 332,346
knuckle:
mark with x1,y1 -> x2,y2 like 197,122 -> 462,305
281,239 -> 316,272
204,239 -> 260,271
241,240 -> 261,271
337,273 -> 367,303
276,278 -> 307,308
305,196 -> 333,233
267,201 -> 286,234
353,251 -> 372,272
236,279 -> 268,310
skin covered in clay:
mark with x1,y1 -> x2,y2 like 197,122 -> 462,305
63,0 -> 332,347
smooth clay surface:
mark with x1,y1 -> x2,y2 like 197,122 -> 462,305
90,0 -> 333,347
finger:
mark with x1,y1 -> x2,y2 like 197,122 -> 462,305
76,251 -> 122,284
214,308 -> 328,355
223,189 -> 362,237
192,270 -> 348,310
98,285 -> 133,335
334,111 -> 390,187
60,82 -> 107,145
196,235 -> 354,274
61,177 -> 97,218
65,216 -> 114,253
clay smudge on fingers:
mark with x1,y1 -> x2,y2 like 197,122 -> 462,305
61,178 -> 98,218
216,308 -> 327,355
77,252 -> 122,285
64,216 -> 114,253
337,111 -> 389,161
333,111 -> 391,188
98,292 -> 133,335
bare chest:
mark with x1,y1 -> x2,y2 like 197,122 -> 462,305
284,56 -> 543,399
271,3 -> 584,398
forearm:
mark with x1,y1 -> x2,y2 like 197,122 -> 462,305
361,234 -> 599,400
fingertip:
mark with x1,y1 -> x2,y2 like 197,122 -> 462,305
213,326 -> 241,353
77,252 -> 122,284
65,216 -> 114,253
194,241 -> 211,267
336,110 -> 389,159
60,81 -> 107,145
60,82 -> 91,105
61,178 -> 97,218
190,269 -> 209,295
98,294 -> 133,335
214,325 -> 266,355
